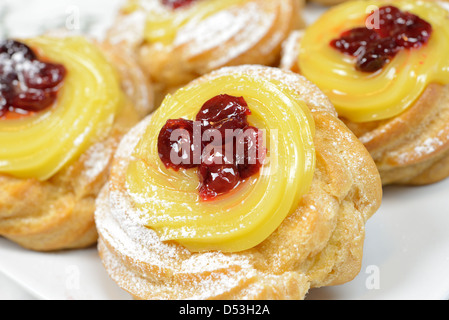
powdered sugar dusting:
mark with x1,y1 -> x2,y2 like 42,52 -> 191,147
280,30 -> 303,71
412,137 -> 445,158
389,130 -> 449,166
174,1 -> 273,69
81,138 -> 116,182
106,10 -> 147,48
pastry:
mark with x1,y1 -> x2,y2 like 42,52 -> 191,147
281,0 -> 449,185
0,36 -> 154,251
95,65 -> 382,300
105,0 -> 304,104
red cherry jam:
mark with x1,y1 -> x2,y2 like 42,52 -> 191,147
157,94 -> 265,201
0,40 -> 66,119
330,5 -> 433,73
158,118 -> 197,171
161,0 -> 197,10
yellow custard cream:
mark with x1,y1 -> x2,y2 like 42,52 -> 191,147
126,72 -> 316,253
298,0 -> 449,123
0,37 -> 122,180
125,0 -> 249,44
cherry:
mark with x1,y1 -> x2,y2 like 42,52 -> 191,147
330,28 -> 380,56
375,6 -> 432,49
0,94 -> 6,117
198,151 -> 240,201
375,6 -> 403,38
395,14 -> 432,49
356,37 -> 399,72
158,118 -> 197,171
330,5 -> 433,73
10,89 -> 56,112
24,62 -> 66,90
0,40 -> 67,118
0,40 -> 37,61
235,126 -> 265,179
204,118 -> 247,146
158,94 -> 265,201
196,94 -> 250,129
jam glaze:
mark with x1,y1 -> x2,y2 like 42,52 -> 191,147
158,94 -> 265,201
0,40 -> 66,119
330,5 -> 433,72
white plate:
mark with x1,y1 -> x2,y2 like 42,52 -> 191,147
1,1 -> 449,301
2,179 -> 449,300
0,239 -> 130,300
308,179 -> 449,300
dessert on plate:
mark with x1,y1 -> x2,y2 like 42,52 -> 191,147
106,0 -> 305,104
95,65 -> 382,300
281,0 -> 449,185
0,36 -> 154,251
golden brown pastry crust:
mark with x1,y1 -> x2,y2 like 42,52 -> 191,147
0,40 -> 154,251
95,65 -> 382,300
343,84 -> 449,185
281,30 -> 449,185
105,0 -> 305,104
